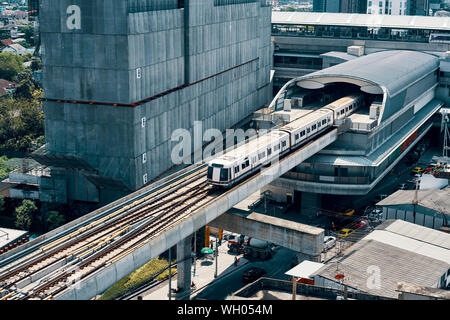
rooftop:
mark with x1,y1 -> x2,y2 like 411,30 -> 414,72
377,188 -> 450,215
312,220 -> 450,298
272,11 -> 450,31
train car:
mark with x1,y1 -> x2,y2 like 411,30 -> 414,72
207,131 -> 290,187
320,94 -> 363,122
278,109 -> 333,149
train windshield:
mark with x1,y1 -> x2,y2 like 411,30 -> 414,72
207,167 -> 213,179
220,168 -> 230,182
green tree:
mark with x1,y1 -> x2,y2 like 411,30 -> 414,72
0,52 -> 24,81
0,156 -> 12,179
45,211 -> 65,231
14,200 -> 38,231
18,25 -> 34,47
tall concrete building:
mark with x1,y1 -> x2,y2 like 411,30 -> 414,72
35,0 -> 272,203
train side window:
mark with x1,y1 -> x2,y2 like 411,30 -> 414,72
349,105 -> 353,110
312,124 -> 316,130
317,122 -> 321,128
267,148 -> 272,156
295,133 -> 299,140
307,128 -> 310,133
245,159 -> 250,167
282,140 -> 287,147
322,119 -> 327,125
235,166 -> 239,173
241,163 -> 245,170
300,130 -> 305,137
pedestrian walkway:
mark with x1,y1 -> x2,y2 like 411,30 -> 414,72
143,236 -> 249,300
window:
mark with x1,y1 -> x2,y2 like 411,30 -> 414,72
379,8 -> 382,13
368,8 -> 371,13
307,128 -> 311,133
295,133 -> 299,140
136,68 -> 142,79
312,124 -> 317,130
317,122 -> 321,128
389,9 -> 391,14
235,166 -> 239,174
322,119 -> 327,125
143,174 -> 148,184
282,141 -> 287,148
245,159 -> 249,167
258,152 -> 266,160
267,148 -> 272,156
142,153 -> 147,164
141,117 -> 146,128
241,163 -> 246,170
400,2 -> 402,7
300,130 -> 305,137
379,1 -> 382,6
389,1 -> 392,7
207,167 -> 213,179
220,168 -> 229,182
349,105 -> 353,110
369,0 -> 372,6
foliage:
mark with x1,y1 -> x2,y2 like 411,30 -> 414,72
0,156 -> 12,179
31,59 -> 41,71
0,52 -> 25,81
99,258 -> 176,300
0,88 -> 44,152
14,199 -> 37,231
45,211 -> 65,231
18,25 -> 34,47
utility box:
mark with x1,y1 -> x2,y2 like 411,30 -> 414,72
347,45 -> 364,57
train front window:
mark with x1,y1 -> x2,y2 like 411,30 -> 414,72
207,167 -> 213,179
220,168 -> 230,182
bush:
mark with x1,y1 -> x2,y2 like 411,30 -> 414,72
98,258 -> 176,300
14,199 -> 37,231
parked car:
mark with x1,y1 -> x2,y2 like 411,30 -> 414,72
242,267 -> 266,283
353,218 -> 369,229
336,228 -> 354,238
368,209 -> 383,221
323,236 -> 337,250
411,166 -> 425,175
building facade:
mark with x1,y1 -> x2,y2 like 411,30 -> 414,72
35,0 -> 272,203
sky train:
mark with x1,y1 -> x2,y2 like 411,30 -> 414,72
206,94 -> 363,187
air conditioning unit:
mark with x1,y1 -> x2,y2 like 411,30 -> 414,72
347,45 -> 364,57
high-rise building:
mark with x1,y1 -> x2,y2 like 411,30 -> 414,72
37,0 -> 272,203
366,0 -> 429,15
314,0 -> 367,13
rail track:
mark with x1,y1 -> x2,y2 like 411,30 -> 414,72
0,166 -> 219,300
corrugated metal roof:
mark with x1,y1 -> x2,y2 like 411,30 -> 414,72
272,12 -> 450,31
313,220 -> 450,298
377,188 -> 450,215
285,261 -> 325,279
297,50 -> 439,97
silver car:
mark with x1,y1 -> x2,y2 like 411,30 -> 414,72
323,236 -> 337,250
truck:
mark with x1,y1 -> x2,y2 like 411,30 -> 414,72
227,234 -> 245,253
243,237 -> 273,260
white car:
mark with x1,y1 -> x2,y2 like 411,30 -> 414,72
323,236 -> 337,250
368,209 -> 383,221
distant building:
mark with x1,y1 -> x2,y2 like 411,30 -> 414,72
314,0 -> 367,12
2,42 -> 26,55
367,0 -> 429,15
0,78 -> 16,97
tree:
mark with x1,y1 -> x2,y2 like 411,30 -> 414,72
45,211 -> 65,231
14,200 -> 37,231
0,156 -> 12,179
0,52 -> 24,81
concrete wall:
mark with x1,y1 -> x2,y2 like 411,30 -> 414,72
41,0 -> 272,194
209,211 -> 324,259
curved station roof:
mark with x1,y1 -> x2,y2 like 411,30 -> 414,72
295,50 -> 439,97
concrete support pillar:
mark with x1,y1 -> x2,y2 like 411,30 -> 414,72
176,234 -> 193,300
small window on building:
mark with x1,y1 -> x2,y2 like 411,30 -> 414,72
379,1 -> 382,6
141,117 -> 146,128
142,153 -> 147,164
136,68 -> 142,79
379,8 -> 382,13
369,0 -> 372,6
143,173 -> 148,185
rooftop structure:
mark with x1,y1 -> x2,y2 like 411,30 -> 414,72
312,220 -> 450,298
